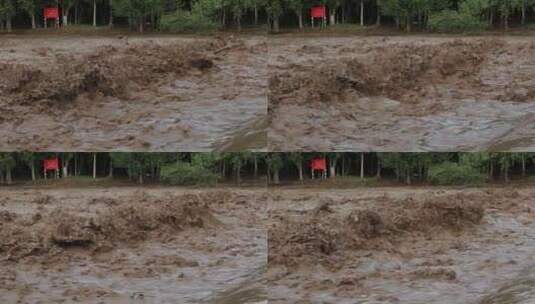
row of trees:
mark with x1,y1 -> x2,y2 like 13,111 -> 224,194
3,0 -> 534,32
0,0 -> 264,32
2,152 -> 534,186
0,152 -> 267,185
266,152 -> 535,184
269,0 -> 535,32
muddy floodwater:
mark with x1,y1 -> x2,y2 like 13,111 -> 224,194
0,187 -> 267,303
268,36 -> 535,151
268,187 -> 535,303
0,35 -> 267,151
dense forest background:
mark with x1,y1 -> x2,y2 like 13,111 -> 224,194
267,152 -> 535,185
0,152 -> 267,185
1,0 -> 534,32
272,0 -> 535,32
1,152 -> 535,186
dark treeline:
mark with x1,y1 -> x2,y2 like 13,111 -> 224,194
0,0 -> 266,32
3,152 -> 534,186
0,152 -> 267,185
3,0 -> 533,33
271,0 -> 535,32
266,152 -> 535,185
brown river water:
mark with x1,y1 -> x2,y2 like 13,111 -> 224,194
268,36 -> 535,151
0,35 -> 267,151
267,188 -> 535,304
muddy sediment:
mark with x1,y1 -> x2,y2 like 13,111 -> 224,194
2,40 -> 222,105
0,36 -> 267,151
1,193 -> 221,262
0,188 -> 267,303
267,188 -> 535,303
270,39 -> 500,106
269,193 -> 484,268
268,36 -> 535,151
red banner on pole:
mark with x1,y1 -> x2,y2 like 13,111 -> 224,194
310,157 -> 326,171
44,158 -> 59,171
311,6 -> 326,18
44,7 -> 59,19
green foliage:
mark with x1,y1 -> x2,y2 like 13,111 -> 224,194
265,0 -> 283,20
17,0 -> 39,16
109,152 -> 165,182
160,161 -> 219,185
266,153 -> 283,172
160,8 -> 218,32
191,152 -> 221,169
112,0 -> 164,30
428,9 -> 484,32
0,0 -> 15,20
428,162 -> 485,185
0,153 -> 16,170
378,152 -> 442,184
160,0 -> 225,32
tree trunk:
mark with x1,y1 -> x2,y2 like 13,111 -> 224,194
138,172 -> 143,184
272,170 -> 280,184
272,17 -> 279,33
406,169 -> 411,185
31,13 -> 36,29
376,159 -> 381,178
253,155 -> 258,178
521,1 -> 526,25
360,152 -> 364,180
31,161 -> 36,181
236,163 -> 241,185
297,11 -> 303,29
74,155 -> 78,176
522,154 -> 526,177
329,9 -> 336,26
139,17 -> 144,33
63,9 -> 69,26
254,4 -> 258,25
109,158 -> 113,177
151,9 -> 155,30
341,156 -> 346,176
298,162 -> 303,182
376,6 -> 381,25
329,159 -> 336,178
6,19 -> 12,32
109,0 -> 114,27
93,153 -> 97,179
6,168 -> 12,185
93,0 -> 97,27
360,0 -> 364,26
503,8 -> 508,30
